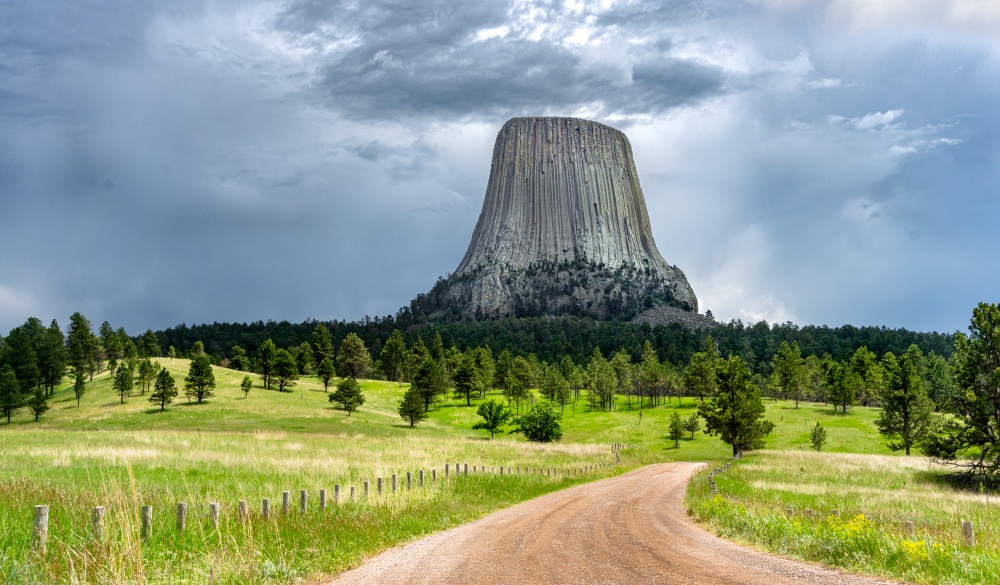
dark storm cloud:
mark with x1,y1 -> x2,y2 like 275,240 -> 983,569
275,0 -> 726,120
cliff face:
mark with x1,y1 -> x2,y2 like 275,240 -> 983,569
414,117 -> 698,321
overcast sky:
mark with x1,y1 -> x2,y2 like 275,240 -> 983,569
2,0 -> 998,335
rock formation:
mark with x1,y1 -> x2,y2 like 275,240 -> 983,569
412,116 -> 699,321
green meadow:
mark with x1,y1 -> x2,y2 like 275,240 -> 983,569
0,357 -> 947,584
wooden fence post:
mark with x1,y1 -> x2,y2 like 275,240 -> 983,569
432,469 -> 437,483
962,521 -> 974,546
407,471 -> 412,490
350,486 -> 356,501
34,505 -> 48,553
209,503 -> 220,530
363,481 -> 369,498
141,505 -> 152,540
300,490 -> 308,513
92,506 -> 105,540
262,499 -> 271,521
320,489 -> 327,511
392,474 -> 397,493
378,477 -> 383,495
282,491 -> 290,515
903,521 -> 914,535
419,470 -> 424,487
238,500 -> 248,523
464,464 -> 468,475
334,485 -> 341,504
445,464 -> 449,478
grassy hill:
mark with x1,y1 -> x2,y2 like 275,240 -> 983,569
1,359 -> 895,584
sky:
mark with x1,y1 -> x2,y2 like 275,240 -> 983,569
1,0 -> 998,336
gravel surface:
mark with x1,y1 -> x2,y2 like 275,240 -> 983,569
324,462 -> 905,585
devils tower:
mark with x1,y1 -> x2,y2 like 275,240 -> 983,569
411,116 -> 699,322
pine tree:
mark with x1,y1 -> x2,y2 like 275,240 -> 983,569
229,346 -> 250,371
379,330 -> 407,382
26,388 -> 48,421
73,371 -> 86,407
398,386 -> 428,427
37,319 -> 67,396
668,411 -> 684,448
140,330 -> 161,357
771,341 -> 805,407
452,353 -> 482,406
241,374 -> 253,398
273,349 -> 299,391
329,377 -> 365,415
184,355 -> 215,403
472,399 -> 512,438
311,324 -> 335,369
258,339 -> 277,389
412,357 -> 447,412
3,326 -> 40,392
810,422 -> 827,452
113,364 -> 133,404
67,313 -> 96,380
316,357 -> 336,391
876,352 -> 934,456
149,367 -> 178,411
685,336 -> 718,402
698,356 -> 775,457
337,333 -> 371,379
0,366 -> 23,423
684,412 -> 701,439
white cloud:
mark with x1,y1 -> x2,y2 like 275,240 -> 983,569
851,109 -> 905,130
806,77 -> 842,88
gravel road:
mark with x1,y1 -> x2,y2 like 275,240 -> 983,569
325,462 -> 903,585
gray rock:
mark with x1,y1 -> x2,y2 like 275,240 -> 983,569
417,116 -> 699,321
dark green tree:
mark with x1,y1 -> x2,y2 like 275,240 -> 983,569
329,377 -> 365,415
113,363 -> 133,404
1,366 -> 23,422
37,319 -> 67,396
379,329 -> 407,382
26,387 -> 48,421
149,368 -> 178,411
136,358 -> 157,395
668,411 -> 684,448
140,329 -> 161,357
684,412 -> 701,439
876,352 -> 935,456
398,386 -> 428,427
473,346 -> 496,396
184,355 -> 216,403
273,348 -> 299,392
850,346 -> 883,407
337,333 -> 371,379
698,356 -> 775,457
241,374 -> 253,398
311,324 -> 335,370
452,353 -> 482,406
316,357 -> 336,391
826,361 -> 857,413
258,339 -> 277,389
586,349 -> 615,412
539,364 -> 570,412
189,340 -> 205,359
292,341 -> 314,375
685,336 -> 718,402
66,313 -> 97,379
511,401 -> 562,442
99,321 -> 121,377
810,422 -> 827,452
73,371 -> 86,407
473,399 -> 512,439
412,357 -> 447,412
771,341 -> 805,407
229,346 -> 251,371
2,326 -> 40,392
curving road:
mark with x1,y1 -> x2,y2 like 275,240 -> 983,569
326,462 -> 903,585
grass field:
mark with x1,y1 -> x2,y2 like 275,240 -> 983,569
0,358 -> 902,584
688,450 -> 1000,584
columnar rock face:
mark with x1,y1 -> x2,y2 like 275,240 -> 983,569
413,116 -> 698,321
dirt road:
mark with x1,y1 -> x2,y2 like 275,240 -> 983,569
326,462 -> 901,585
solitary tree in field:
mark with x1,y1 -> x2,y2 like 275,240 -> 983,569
273,349 -> 299,392
452,353 -> 482,406
398,386 -> 428,427
258,339 -> 277,389
810,422 -> 827,452
684,412 -> 701,439
379,330 -> 408,382
511,401 -> 562,442
26,388 -> 48,422
184,355 -> 215,404
113,363 -> 133,404
412,358 -> 447,412
876,352 -> 934,456
149,368 -> 178,411
329,377 -> 365,415
698,356 -> 775,457
337,333 -> 371,379
316,357 -> 335,391
0,366 -> 22,423
240,374 -> 253,398
668,411 -> 684,448
73,371 -> 86,407
473,399 -> 512,439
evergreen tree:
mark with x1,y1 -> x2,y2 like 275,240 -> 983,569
0,366 -> 23,423
273,348 -> 299,391
586,349 -> 616,411
258,339 -> 277,389
850,346 -> 883,407
636,341 -> 661,410
329,377 -> 365,415
311,324 -> 335,369
229,346 -> 250,371
184,355 -> 215,403
100,321 -> 121,376
685,336 -> 718,402
167,346 -> 177,360
398,386 -> 428,427
771,341 -> 805,407
495,349 -> 514,391
294,341 -> 314,374
473,346 -> 495,397
668,411 -> 684,448
684,412 -> 701,439
379,330 -> 407,382
610,349 -> 633,408
337,333 -> 372,379
190,341 -> 205,359
826,361 -> 857,413
26,387 -> 48,421
37,319 -> 67,396
140,329 -> 161,357
2,326 -> 40,392
539,364 -> 570,412
698,356 -> 775,456
473,399 -> 512,438
316,357 -> 336,391
452,353 -> 482,406
412,357 -> 447,411
149,368 -> 178,411
73,371 -> 86,407
136,358 -> 157,395
113,363 -> 133,404
810,421 -> 827,452
876,352 -> 935,456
